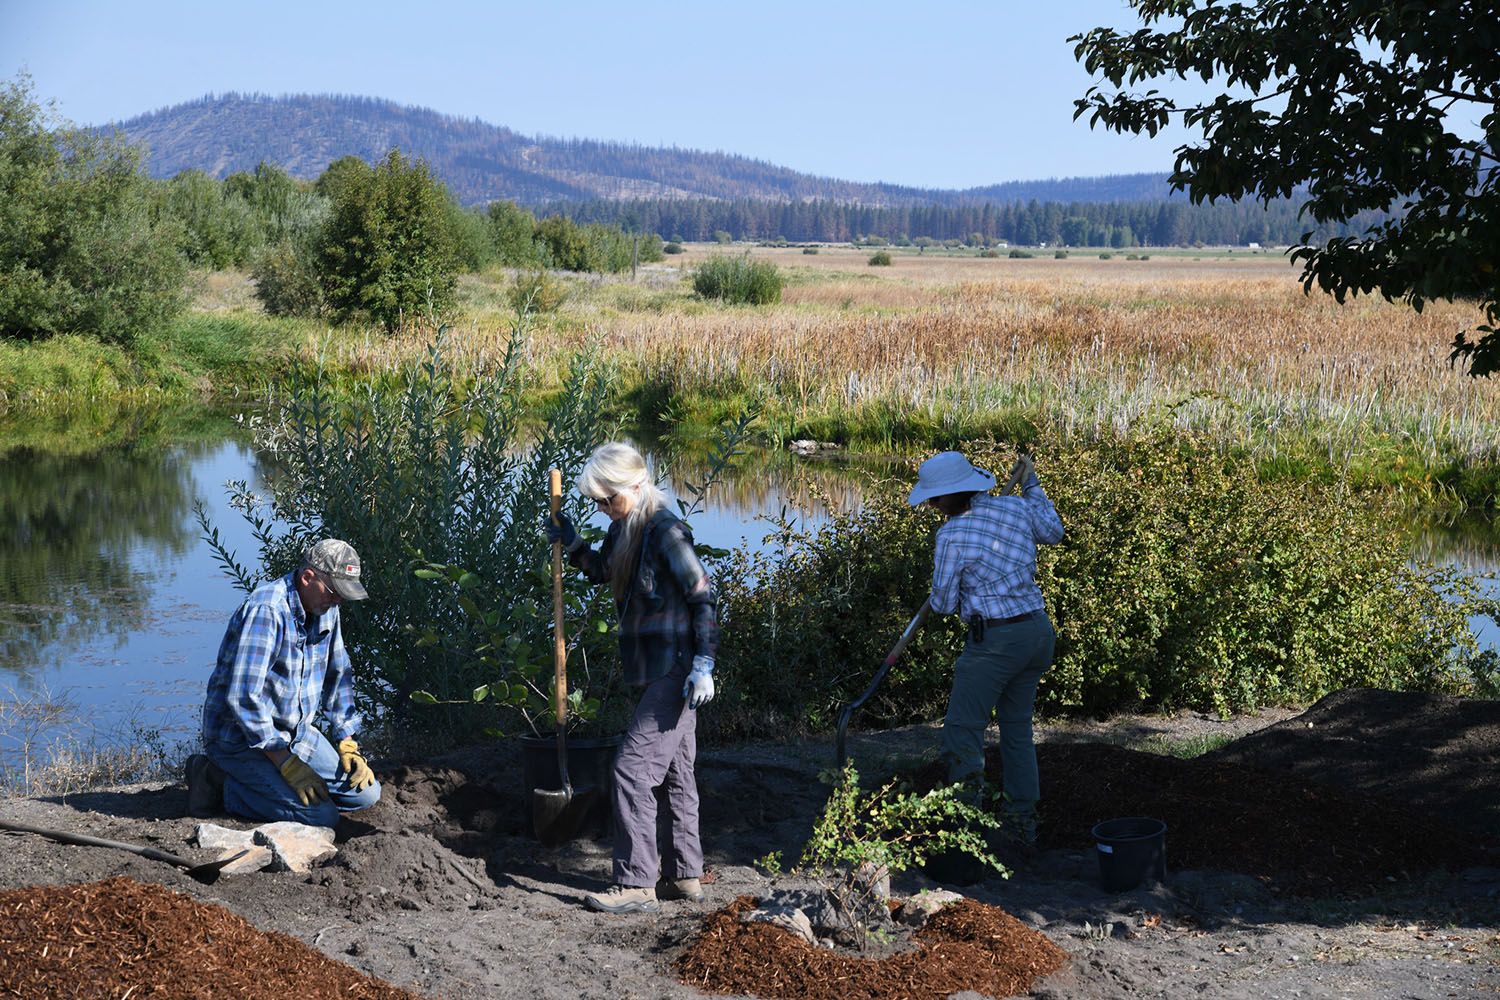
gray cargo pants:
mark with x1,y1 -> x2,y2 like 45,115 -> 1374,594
612,662 -> 702,887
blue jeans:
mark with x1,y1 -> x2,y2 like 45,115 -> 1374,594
941,612 -> 1055,824
206,728 -> 382,827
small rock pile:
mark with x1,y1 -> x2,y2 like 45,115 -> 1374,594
679,885 -> 1067,1000
193,820 -> 337,874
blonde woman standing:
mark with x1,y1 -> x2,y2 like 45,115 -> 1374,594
544,442 -> 719,914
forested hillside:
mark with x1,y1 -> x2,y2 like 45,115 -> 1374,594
114,93 -> 1173,209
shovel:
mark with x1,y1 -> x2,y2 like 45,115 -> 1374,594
533,467 -> 599,847
0,818 -> 250,885
835,454 -> 1033,769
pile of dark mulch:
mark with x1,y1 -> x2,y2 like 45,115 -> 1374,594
0,877 -> 426,999
924,742 -> 1497,894
676,895 -> 1067,1000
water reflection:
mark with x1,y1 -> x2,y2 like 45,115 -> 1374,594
0,445 -> 201,684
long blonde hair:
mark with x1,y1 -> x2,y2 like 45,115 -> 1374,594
576,442 -> 666,602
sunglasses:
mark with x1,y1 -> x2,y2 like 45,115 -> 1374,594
591,493 -> 619,509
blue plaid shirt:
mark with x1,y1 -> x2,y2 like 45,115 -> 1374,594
930,479 -> 1065,621
201,572 -> 361,759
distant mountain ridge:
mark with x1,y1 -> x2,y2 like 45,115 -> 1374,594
110,93 -> 1175,208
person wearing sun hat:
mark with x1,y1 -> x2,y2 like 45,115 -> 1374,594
910,451 -> 1064,853
187,539 -> 382,826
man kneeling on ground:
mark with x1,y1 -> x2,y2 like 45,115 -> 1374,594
185,539 -> 381,826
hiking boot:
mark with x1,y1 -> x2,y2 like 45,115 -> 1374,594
656,877 -> 704,902
184,753 -> 224,818
585,884 -> 660,914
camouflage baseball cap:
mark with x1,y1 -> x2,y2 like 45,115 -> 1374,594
305,539 -> 369,601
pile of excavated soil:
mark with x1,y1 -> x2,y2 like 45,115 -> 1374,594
1034,742 -> 1493,893
676,895 -> 1067,1000
0,877 -> 427,1000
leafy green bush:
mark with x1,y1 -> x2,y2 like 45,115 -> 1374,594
1008,249 -> 1035,259
1099,252 -> 1114,259
691,255 -> 785,305
199,324 -> 617,748
315,150 -> 459,332
868,250 -> 893,266
1054,250 -> 1069,259
663,242 -> 685,255
712,436 -> 1486,737
508,270 -> 568,315
251,238 -> 323,317
1,76 -> 187,346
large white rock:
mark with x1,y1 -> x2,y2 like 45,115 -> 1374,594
217,845 -> 271,875
742,905 -> 816,945
254,821 -> 337,873
192,823 -> 255,852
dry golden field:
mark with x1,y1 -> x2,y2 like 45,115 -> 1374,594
222,245 -> 1499,482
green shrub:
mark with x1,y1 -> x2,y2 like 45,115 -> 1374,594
691,254 -> 784,305
1099,252 -> 1114,259
315,150 -> 459,332
663,242 -> 685,255
508,269 -> 567,315
868,250 -> 893,266
803,247 -> 820,255
199,325 -> 617,747
251,238 -> 323,317
1054,250 -> 1069,259
980,249 -> 1000,258
1,77 -> 187,346
1007,249 -> 1035,259
712,436 -> 1485,737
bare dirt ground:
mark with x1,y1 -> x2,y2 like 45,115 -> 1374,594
2,689 -> 1497,1000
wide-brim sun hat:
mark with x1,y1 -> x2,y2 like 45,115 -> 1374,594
908,451 -> 997,506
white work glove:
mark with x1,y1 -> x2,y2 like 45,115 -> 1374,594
683,656 -> 715,709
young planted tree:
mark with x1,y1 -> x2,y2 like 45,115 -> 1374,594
315,150 -> 459,331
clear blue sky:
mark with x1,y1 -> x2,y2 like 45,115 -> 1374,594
0,1 -> 1193,189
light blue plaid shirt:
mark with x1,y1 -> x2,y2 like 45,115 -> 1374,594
202,572 -> 361,758
930,479 -> 1065,621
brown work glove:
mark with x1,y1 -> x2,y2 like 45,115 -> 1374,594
336,737 -> 376,791
278,755 -> 329,806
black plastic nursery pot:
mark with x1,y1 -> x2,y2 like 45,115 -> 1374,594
1092,816 -> 1168,892
519,733 -> 622,842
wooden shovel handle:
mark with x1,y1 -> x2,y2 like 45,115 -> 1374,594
550,468 -> 567,727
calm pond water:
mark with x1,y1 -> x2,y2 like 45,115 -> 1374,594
0,433 -> 854,761
1,432 -> 1496,765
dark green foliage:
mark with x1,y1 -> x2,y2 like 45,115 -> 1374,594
867,250 -> 893,266
802,247 -> 819,255
663,242 -> 685,255
315,150 -> 459,332
691,255 -> 784,305
251,237 -> 323,317
532,214 -> 648,274
224,162 -> 324,246
161,169 -> 263,268
1071,0 -> 1500,376
485,199 -> 541,267
711,438 -> 1485,738
1008,249 -> 1034,259
0,76 -> 187,345
200,327 -> 617,745
446,202 -> 496,271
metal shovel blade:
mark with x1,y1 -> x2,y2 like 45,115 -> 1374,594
532,782 -> 599,848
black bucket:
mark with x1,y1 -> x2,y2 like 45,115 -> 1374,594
1092,816 -> 1167,892
519,734 -> 622,842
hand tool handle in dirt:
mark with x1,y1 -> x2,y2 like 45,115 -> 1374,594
833,453 -> 1032,770
0,817 -> 248,884
549,467 -> 572,794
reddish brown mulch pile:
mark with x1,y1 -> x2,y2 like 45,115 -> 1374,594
0,877 -> 426,1000
934,742 -> 1497,894
676,895 -> 1067,1000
